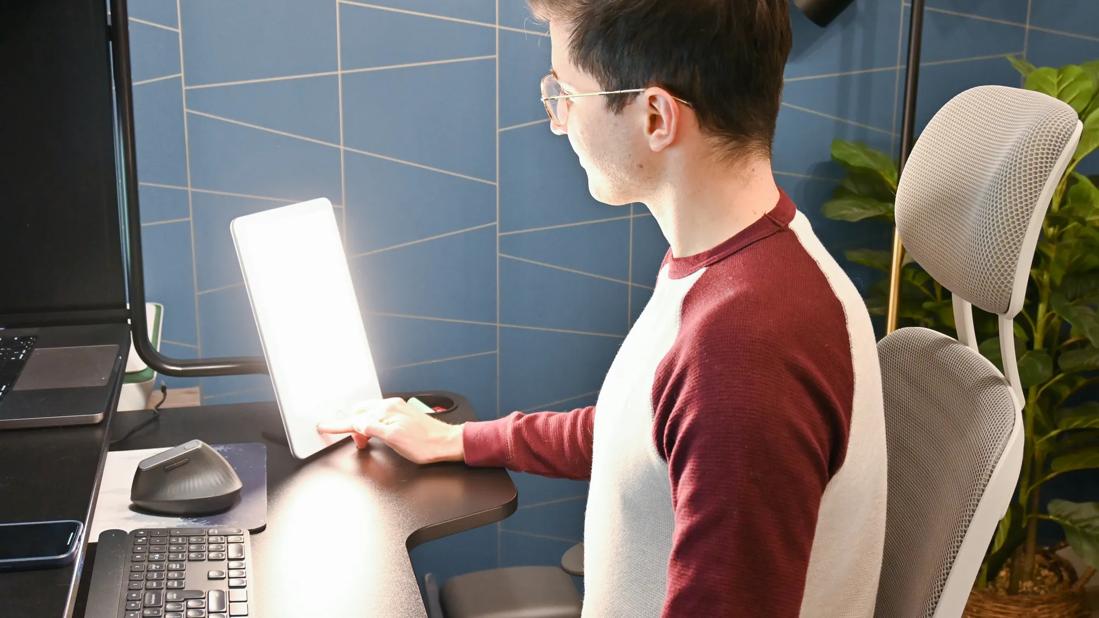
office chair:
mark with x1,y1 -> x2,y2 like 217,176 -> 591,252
874,85 -> 1081,617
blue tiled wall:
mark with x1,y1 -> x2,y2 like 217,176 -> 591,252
128,0 -> 1099,591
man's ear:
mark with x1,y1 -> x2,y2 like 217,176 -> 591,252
644,87 -> 681,153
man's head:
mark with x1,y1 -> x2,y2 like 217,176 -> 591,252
532,0 -> 792,205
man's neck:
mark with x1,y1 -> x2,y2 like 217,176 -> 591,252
642,154 -> 780,258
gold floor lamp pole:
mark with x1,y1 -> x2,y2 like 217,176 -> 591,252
886,0 -> 926,334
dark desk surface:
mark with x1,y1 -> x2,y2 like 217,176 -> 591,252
2,394 -> 517,617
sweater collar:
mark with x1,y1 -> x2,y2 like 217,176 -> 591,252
661,188 -> 795,280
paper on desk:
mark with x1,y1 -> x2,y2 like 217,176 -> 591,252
90,442 -> 267,540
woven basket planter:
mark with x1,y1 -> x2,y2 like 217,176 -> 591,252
964,586 -> 1089,617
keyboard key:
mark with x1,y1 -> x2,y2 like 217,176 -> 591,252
186,599 -> 206,609
227,545 -> 244,560
143,591 -> 163,607
228,602 -> 247,616
228,590 -> 246,603
208,551 -> 226,560
131,564 -> 147,572
169,545 -> 187,552
168,562 -> 187,570
130,573 -> 145,581
207,544 -> 226,552
145,581 -> 164,590
227,570 -> 244,579
150,530 -> 169,537
207,590 -> 227,613
227,561 -> 244,570
172,529 -> 205,536
126,612 -> 140,618
142,609 -> 163,617
134,537 -> 148,545
208,528 -> 241,536
147,572 -> 166,580
188,544 -> 206,552
188,553 -> 206,561
208,570 -> 226,580
186,610 -> 207,618
228,578 -> 246,589
167,572 -> 185,580
169,553 -> 187,561
150,537 -> 168,545
169,537 -> 186,544
148,553 -> 168,562
148,563 -> 165,572
207,536 -> 226,544
128,582 -> 145,591
166,590 -> 204,602
132,554 -> 147,562
134,530 -> 149,537
126,600 -> 141,610
127,591 -> 143,601
167,581 -> 185,589
166,614 -> 183,618
165,603 -> 184,611
226,536 -> 243,544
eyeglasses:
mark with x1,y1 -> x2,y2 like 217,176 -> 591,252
539,72 -> 692,130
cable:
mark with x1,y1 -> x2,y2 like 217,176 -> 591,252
110,384 -> 168,446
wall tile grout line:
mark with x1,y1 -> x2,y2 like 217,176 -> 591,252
499,323 -> 626,340
174,0 -> 202,364
781,102 -> 894,135
133,73 -> 182,87
1026,24 -> 1099,44
339,0 -> 494,29
498,25 -> 549,38
500,254 -> 633,287
385,350 -> 497,372
186,70 -> 339,91
500,214 -> 632,237
499,529 -> 581,545
161,339 -> 199,349
336,0 -> 348,247
196,282 -> 244,297
342,55 -> 495,77
129,16 -> 178,33
141,217 -> 190,227
890,0 -> 906,154
521,390 -> 601,413
498,118 -> 550,133
785,65 -> 899,82
368,312 -> 497,328
343,145 -> 497,186
1022,0 -> 1033,81
517,495 -> 587,511
910,4 -> 1028,29
348,222 -> 496,259
920,52 -> 1026,68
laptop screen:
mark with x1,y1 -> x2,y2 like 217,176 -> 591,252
0,1 -> 127,325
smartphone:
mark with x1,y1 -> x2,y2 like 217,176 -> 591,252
0,520 -> 83,571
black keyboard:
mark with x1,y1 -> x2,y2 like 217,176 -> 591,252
0,335 -> 35,402
87,527 -> 254,618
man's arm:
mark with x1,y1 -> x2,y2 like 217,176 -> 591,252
463,406 -> 595,480
652,331 -> 853,616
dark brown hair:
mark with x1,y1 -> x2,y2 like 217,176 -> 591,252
530,0 -> 792,161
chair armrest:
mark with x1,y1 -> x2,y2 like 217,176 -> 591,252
560,543 -> 584,577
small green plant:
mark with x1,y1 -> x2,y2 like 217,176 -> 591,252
821,56 -> 1099,593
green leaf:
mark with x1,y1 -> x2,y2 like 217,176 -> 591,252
979,337 -> 1004,370
1026,66 -> 1098,115
1018,350 -> 1054,387
822,196 -> 894,222
1047,500 -> 1099,572
1059,345 -> 1099,373
1007,55 -> 1037,79
831,140 -> 898,190
1076,107 -> 1099,163
844,249 -> 892,272
1057,402 -> 1099,431
1051,448 -> 1099,475
839,168 -> 897,202
1056,300 -> 1099,348
1058,269 -> 1099,305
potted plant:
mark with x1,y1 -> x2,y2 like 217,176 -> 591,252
820,57 -> 1099,615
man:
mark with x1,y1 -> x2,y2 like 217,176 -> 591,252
319,1 -> 887,615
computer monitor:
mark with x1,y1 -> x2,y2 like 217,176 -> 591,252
0,2 -> 127,326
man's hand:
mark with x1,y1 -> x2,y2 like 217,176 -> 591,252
315,397 -> 465,464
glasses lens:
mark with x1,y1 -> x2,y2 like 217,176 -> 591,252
541,74 -> 563,124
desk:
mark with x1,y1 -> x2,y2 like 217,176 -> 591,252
2,394 -> 517,617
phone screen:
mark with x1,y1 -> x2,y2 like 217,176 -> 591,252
0,521 -> 81,561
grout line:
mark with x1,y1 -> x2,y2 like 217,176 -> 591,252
784,65 -> 899,82
521,390 -> 600,413
342,145 -> 496,186
189,187 -> 299,204
129,16 -> 179,32
141,217 -> 190,227
627,206 -> 635,327
175,0 -> 202,359
499,323 -> 625,339
336,0 -> 348,249
385,350 -> 496,372
499,118 -> 550,133
780,102 -> 894,135
496,0 -> 502,429
197,282 -> 244,296
161,339 -> 199,349
339,0 -> 494,29
139,181 -> 188,191
187,108 -> 339,149
1025,24 -> 1099,43
773,170 -> 842,182
497,24 -> 549,38
500,254 -> 632,287
187,70 -> 338,91
498,529 -> 581,544
916,5 -> 1027,29
368,312 -> 497,328
342,55 -> 495,76
1022,0 -> 1033,82
517,495 -> 586,511
499,215 -> 632,237
134,73 -> 181,87
348,222 -> 496,258
891,0 -> 905,153
920,52 -> 1025,68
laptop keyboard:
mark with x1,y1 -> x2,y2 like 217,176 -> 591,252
0,335 -> 36,402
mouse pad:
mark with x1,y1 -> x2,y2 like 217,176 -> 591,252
90,442 -> 266,541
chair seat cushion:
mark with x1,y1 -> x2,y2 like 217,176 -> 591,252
441,566 -> 582,618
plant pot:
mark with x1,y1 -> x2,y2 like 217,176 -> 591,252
964,586 -> 1089,617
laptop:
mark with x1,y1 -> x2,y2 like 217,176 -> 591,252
231,198 -> 384,459
0,0 -> 131,429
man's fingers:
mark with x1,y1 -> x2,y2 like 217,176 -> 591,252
316,418 -> 356,434
351,433 -> 368,449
